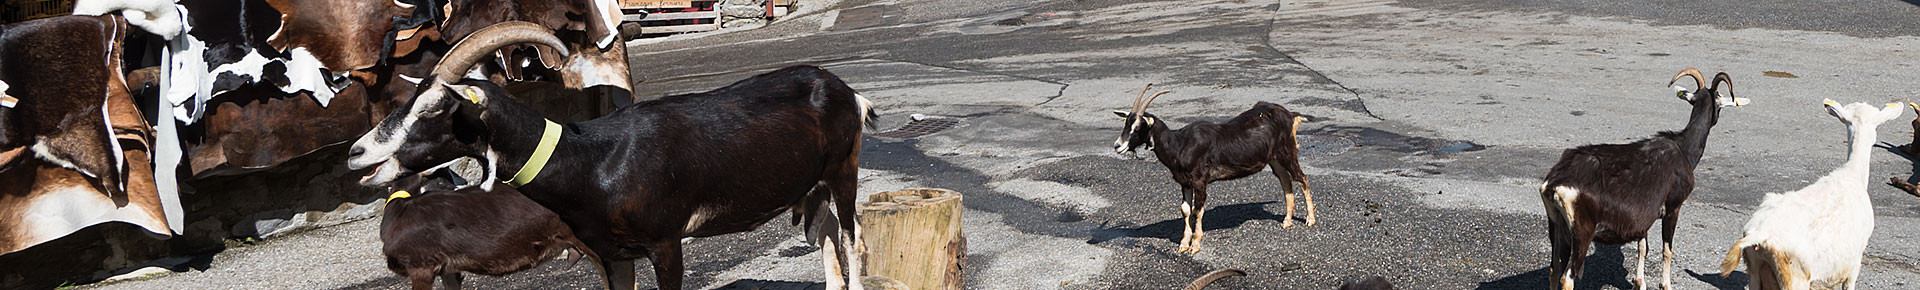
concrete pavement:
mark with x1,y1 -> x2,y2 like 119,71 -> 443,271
81,0 -> 1920,289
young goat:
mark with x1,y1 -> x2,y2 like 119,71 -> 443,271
380,166 -> 597,290
345,22 -> 875,290
1720,100 -> 1903,290
1112,84 -> 1310,253
1540,68 -> 1747,290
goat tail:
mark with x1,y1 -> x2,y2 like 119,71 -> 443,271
855,93 -> 878,131
1720,237 -> 1759,276
1183,268 -> 1247,290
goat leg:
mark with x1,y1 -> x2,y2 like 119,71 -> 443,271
1178,187 -> 1198,253
405,268 -> 435,290
440,272 -> 463,290
1280,182 -> 1297,229
1190,186 -> 1209,253
1635,241 -> 1648,290
1301,180 -> 1317,226
650,241 -> 686,290
1661,210 -> 1679,290
1890,177 -> 1920,198
599,259 -> 638,290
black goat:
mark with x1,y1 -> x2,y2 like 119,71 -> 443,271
344,22 -> 875,290
380,167 -> 595,290
1112,84 -> 1311,253
1539,68 -> 1746,290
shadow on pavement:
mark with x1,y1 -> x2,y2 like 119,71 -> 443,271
1086,201 -> 1286,245
712,279 -> 825,290
1474,244 -> 1634,290
1686,268 -> 1749,290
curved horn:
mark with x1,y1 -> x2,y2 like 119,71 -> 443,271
1131,83 -> 1154,114
1710,72 -> 1734,99
1667,68 -> 1706,90
432,22 -> 573,84
1139,91 -> 1171,112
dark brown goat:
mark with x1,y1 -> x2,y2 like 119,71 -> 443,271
345,22 -> 875,290
1890,102 -> 1920,197
1111,84 -> 1311,253
380,167 -> 596,290
1540,68 -> 1746,290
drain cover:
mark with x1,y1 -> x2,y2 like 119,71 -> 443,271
873,118 -> 960,139
832,5 -> 889,31
1297,135 -> 1354,157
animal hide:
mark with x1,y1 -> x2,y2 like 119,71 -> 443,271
0,15 -> 172,255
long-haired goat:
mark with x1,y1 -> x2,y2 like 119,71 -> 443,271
1111,84 -> 1311,253
1720,100 -> 1903,290
343,22 -> 876,290
1540,68 -> 1747,290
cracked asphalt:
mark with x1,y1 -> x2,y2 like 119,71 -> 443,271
81,0 -> 1920,289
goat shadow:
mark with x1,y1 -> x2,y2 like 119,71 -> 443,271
1086,201 -> 1290,245
1478,244 -> 1679,290
1476,244 -> 1749,290
712,279 -> 826,290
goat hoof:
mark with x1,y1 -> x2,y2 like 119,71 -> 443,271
1281,220 -> 1294,228
1306,218 -> 1317,226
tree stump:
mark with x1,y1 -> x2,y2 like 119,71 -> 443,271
858,188 -> 965,290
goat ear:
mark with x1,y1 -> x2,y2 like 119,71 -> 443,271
1672,86 -> 1693,101
439,83 -> 489,107
1880,102 -> 1906,121
1823,99 -> 1844,118
1113,110 -> 1130,119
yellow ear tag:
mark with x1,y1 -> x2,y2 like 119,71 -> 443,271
0,96 -> 16,108
1823,99 -> 1839,106
463,87 -> 483,104
1145,118 -> 1154,126
388,190 -> 413,202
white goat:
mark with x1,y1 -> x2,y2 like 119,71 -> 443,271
1720,99 -> 1904,290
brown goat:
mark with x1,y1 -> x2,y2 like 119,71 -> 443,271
1540,68 -> 1746,290
379,168 -> 597,290
1889,102 -> 1920,197
1111,84 -> 1311,253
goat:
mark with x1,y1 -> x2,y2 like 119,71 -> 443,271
1183,268 -> 1247,290
343,22 -> 876,290
1886,103 -> 1920,197
1539,68 -> 1748,290
1111,84 -> 1311,253
380,165 -> 597,290
1719,100 -> 1903,290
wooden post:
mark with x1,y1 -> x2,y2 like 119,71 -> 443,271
859,188 -> 965,290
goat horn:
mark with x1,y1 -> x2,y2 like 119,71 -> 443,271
1139,90 -> 1171,112
1667,68 -> 1706,91
1131,83 -> 1154,114
1710,72 -> 1734,100
432,22 -> 573,84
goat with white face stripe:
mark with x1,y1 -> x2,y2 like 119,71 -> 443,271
345,22 -> 875,290
1540,68 -> 1748,290
1111,83 -> 1312,253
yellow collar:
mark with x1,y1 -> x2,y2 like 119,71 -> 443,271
388,190 -> 413,203
509,119 -> 561,187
